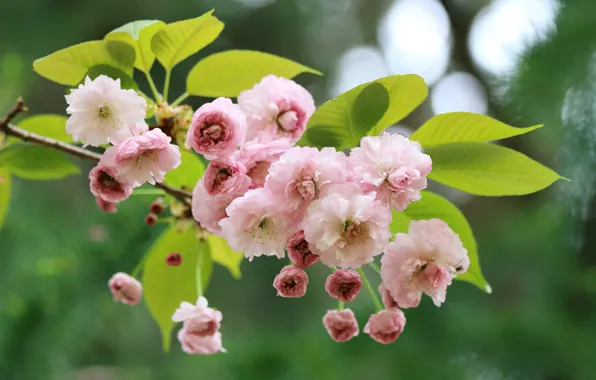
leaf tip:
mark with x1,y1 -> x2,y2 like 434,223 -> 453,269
484,284 -> 493,294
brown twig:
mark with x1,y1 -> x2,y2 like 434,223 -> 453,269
0,98 -> 192,206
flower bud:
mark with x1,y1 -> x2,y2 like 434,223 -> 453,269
322,309 -> 359,342
364,309 -> 406,344
166,252 -> 182,266
325,269 -> 362,302
95,196 -> 117,213
286,230 -> 319,268
273,265 -> 308,298
145,213 -> 157,226
177,329 -> 226,355
108,272 -> 142,305
150,198 -> 165,215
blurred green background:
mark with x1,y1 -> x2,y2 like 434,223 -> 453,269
1,0 -> 596,379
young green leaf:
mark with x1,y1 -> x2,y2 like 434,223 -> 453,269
105,20 -> 166,73
391,191 -> 489,292
350,82 -> 390,137
207,234 -> 243,279
164,151 -> 205,191
0,168 -> 11,231
0,145 -> 79,180
186,50 -> 322,97
142,224 -> 213,352
151,11 -> 224,70
411,112 -> 543,148
33,40 -> 135,86
427,142 -> 565,196
17,115 -> 72,143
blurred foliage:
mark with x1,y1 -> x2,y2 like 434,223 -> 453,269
1,0 -> 596,379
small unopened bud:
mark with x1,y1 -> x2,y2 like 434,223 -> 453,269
150,198 -> 165,215
166,252 -> 182,266
108,272 -> 142,305
325,270 -> 362,302
95,196 -> 117,213
145,213 -> 157,226
322,309 -> 359,342
364,309 -> 406,344
273,265 -> 308,298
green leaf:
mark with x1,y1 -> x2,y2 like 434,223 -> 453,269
17,115 -> 71,143
164,151 -> 205,191
300,74 -> 427,149
391,191 -> 489,292
350,82 -> 390,137
33,40 -> 135,86
0,145 -> 80,180
427,142 -> 564,196
84,65 -> 138,90
151,11 -> 224,70
207,234 -> 243,279
411,112 -> 543,148
0,168 -> 11,230
105,20 -> 166,73
186,50 -> 322,97
142,224 -> 213,352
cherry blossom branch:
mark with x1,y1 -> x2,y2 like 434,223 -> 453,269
0,98 -> 192,206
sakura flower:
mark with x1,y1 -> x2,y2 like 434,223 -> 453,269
265,146 -> 348,220
95,196 -> 117,213
65,75 -> 146,146
322,309 -> 359,342
273,265 -> 309,298
364,309 -> 406,344
186,97 -> 247,159
177,328 -> 226,355
106,128 -> 181,186
203,157 -> 251,197
286,230 -> 319,268
349,133 -> 432,211
219,188 -> 293,260
172,296 -> 222,337
108,272 -> 142,305
238,75 -> 315,143
191,179 -> 236,235
379,283 -> 399,309
302,183 -> 391,269
325,270 -> 362,302
89,162 -> 133,203
380,219 -> 470,308
235,138 -> 292,189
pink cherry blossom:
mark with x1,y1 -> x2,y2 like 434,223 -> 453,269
364,309 -> 406,344
286,230 -> 319,268
349,133 -> 432,211
380,219 -> 469,308
238,75 -> 315,143
379,283 -> 399,309
322,309 -> 359,342
235,138 -> 292,189
186,97 -> 247,160
203,157 -> 251,197
273,265 -> 309,298
265,146 -> 348,220
95,196 -> 117,213
219,188 -> 293,260
108,272 -> 142,305
107,128 -> 181,186
302,183 -> 391,269
89,163 -> 133,203
172,296 -> 222,337
191,179 -> 237,235
177,328 -> 226,355
325,270 -> 362,302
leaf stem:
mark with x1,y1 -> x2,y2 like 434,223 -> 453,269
132,189 -> 166,196
196,254 -> 203,297
163,69 -> 172,103
145,71 -> 161,102
357,267 -> 383,312
338,300 -> 344,310
171,92 -> 190,107
369,262 -> 381,274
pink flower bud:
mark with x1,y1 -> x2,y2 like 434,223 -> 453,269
286,230 -> 319,268
150,198 -> 165,215
322,309 -> 359,342
172,297 -> 222,338
166,252 -> 182,266
203,157 -> 251,197
325,269 -> 362,302
95,196 -> 117,213
364,309 -> 406,344
145,213 -> 157,226
273,265 -> 308,298
89,163 -> 133,203
177,328 -> 226,355
379,283 -> 399,309
108,272 -> 142,305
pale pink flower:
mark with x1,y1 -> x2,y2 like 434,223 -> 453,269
203,157 -> 251,197
265,146 -> 348,220
381,219 -> 469,308
322,309 -> 359,342
235,138 -> 292,189
177,328 -> 226,355
219,188 -> 292,260
186,97 -> 247,159
172,296 -> 222,337
286,230 -> 319,268
379,283 -> 399,309
191,179 -> 237,235
106,128 -> 181,186
95,196 -> 117,213
65,75 -> 146,147
273,265 -> 309,298
302,183 -> 391,269
325,270 -> 362,302
238,75 -> 315,143
89,163 -> 133,203
108,272 -> 142,305
364,309 -> 406,344
349,133 -> 432,211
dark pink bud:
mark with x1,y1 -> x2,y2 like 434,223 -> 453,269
364,309 -> 406,344
108,272 -> 142,305
273,265 -> 308,298
150,198 -> 165,215
95,196 -> 117,213
145,213 -> 157,226
286,230 -> 319,268
322,309 -> 359,342
325,269 -> 362,302
166,252 -> 182,266
379,283 -> 399,309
